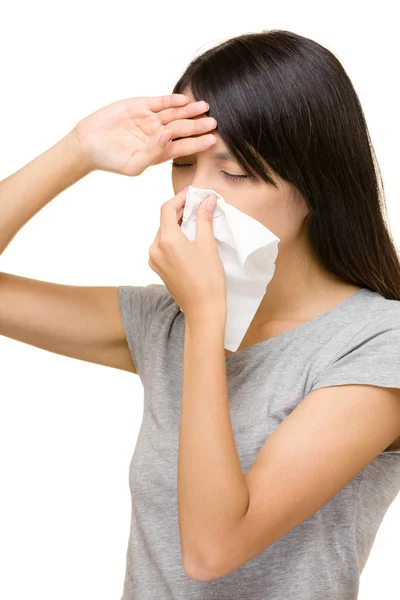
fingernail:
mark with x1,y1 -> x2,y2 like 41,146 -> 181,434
206,194 -> 217,211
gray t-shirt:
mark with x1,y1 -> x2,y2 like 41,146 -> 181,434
117,284 -> 400,600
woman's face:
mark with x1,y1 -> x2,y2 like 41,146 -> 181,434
172,88 -> 310,251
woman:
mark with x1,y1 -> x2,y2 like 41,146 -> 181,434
1,29 -> 399,600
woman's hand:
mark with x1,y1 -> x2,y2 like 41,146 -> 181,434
71,94 -> 217,176
148,188 -> 227,325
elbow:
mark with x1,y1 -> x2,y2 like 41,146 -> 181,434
183,558 -> 216,582
183,545 -> 228,581
183,561 -> 208,581
182,547 -> 219,582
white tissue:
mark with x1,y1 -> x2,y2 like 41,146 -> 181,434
180,185 -> 280,351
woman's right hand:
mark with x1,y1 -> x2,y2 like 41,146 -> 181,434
72,94 -> 217,177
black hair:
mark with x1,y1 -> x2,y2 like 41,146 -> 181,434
172,29 -> 400,300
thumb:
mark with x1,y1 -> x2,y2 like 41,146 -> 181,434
132,128 -> 173,174
195,194 -> 217,242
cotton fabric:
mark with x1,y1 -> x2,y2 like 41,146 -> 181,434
117,284 -> 400,600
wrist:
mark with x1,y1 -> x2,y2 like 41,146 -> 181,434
185,308 -> 227,332
62,129 -> 96,176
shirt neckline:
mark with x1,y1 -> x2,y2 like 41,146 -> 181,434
225,287 -> 369,364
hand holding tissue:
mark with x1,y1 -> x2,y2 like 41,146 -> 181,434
180,185 -> 280,351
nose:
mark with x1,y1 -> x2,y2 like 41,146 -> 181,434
189,183 -> 220,201
190,179 -> 211,190
189,171 -> 220,193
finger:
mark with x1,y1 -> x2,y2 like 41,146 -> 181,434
135,127 -> 175,172
165,115 -> 217,140
145,94 -> 190,112
157,100 -> 210,124
153,226 -> 161,246
148,114 -> 217,161
160,188 -> 189,231
177,205 -> 184,227
165,133 -> 217,161
160,115 -> 217,162
140,111 -> 217,170
195,194 -> 216,243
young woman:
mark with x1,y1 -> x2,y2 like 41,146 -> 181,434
1,29 -> 400,600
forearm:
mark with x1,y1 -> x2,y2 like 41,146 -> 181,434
0,130 -> 92,256
178,316 -> 249,575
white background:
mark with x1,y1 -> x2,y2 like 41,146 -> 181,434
0,1 -> 399,598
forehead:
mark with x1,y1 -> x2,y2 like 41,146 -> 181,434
182,87 -> 207,120
182,86 -> 196,101
179,88 -> 235,161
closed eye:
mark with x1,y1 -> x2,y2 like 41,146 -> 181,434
171,162 -> 248,182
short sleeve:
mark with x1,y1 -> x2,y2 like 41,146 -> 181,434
311,306 -> 400,393
118,283 -> 171,377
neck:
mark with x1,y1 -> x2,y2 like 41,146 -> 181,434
253,250 -> 358,324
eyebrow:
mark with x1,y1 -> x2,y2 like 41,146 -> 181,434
214,150 -> 235,161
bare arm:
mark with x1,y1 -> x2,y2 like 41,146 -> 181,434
0,131 -> 90,255
0,95 -> 217,375
0,273 -> 135,372
0,131 -> 136,373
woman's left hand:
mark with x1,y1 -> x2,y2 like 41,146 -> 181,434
148,187 -> 227,325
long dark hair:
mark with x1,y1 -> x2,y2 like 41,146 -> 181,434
172,30 -> 400,300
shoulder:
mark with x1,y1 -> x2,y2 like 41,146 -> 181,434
311,294 -> 400,393
335,289 -> 400,349
348,298 -> 400,345
119,283 -> 176,316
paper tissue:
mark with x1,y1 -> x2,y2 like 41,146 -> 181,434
180,185 -> 280,351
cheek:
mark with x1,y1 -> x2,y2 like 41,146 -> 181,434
266,211 -> 305,245
172,171 -> 190,198
172,169 -> 189,182
234,197 -> 293,242
232,196 -> 280,233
